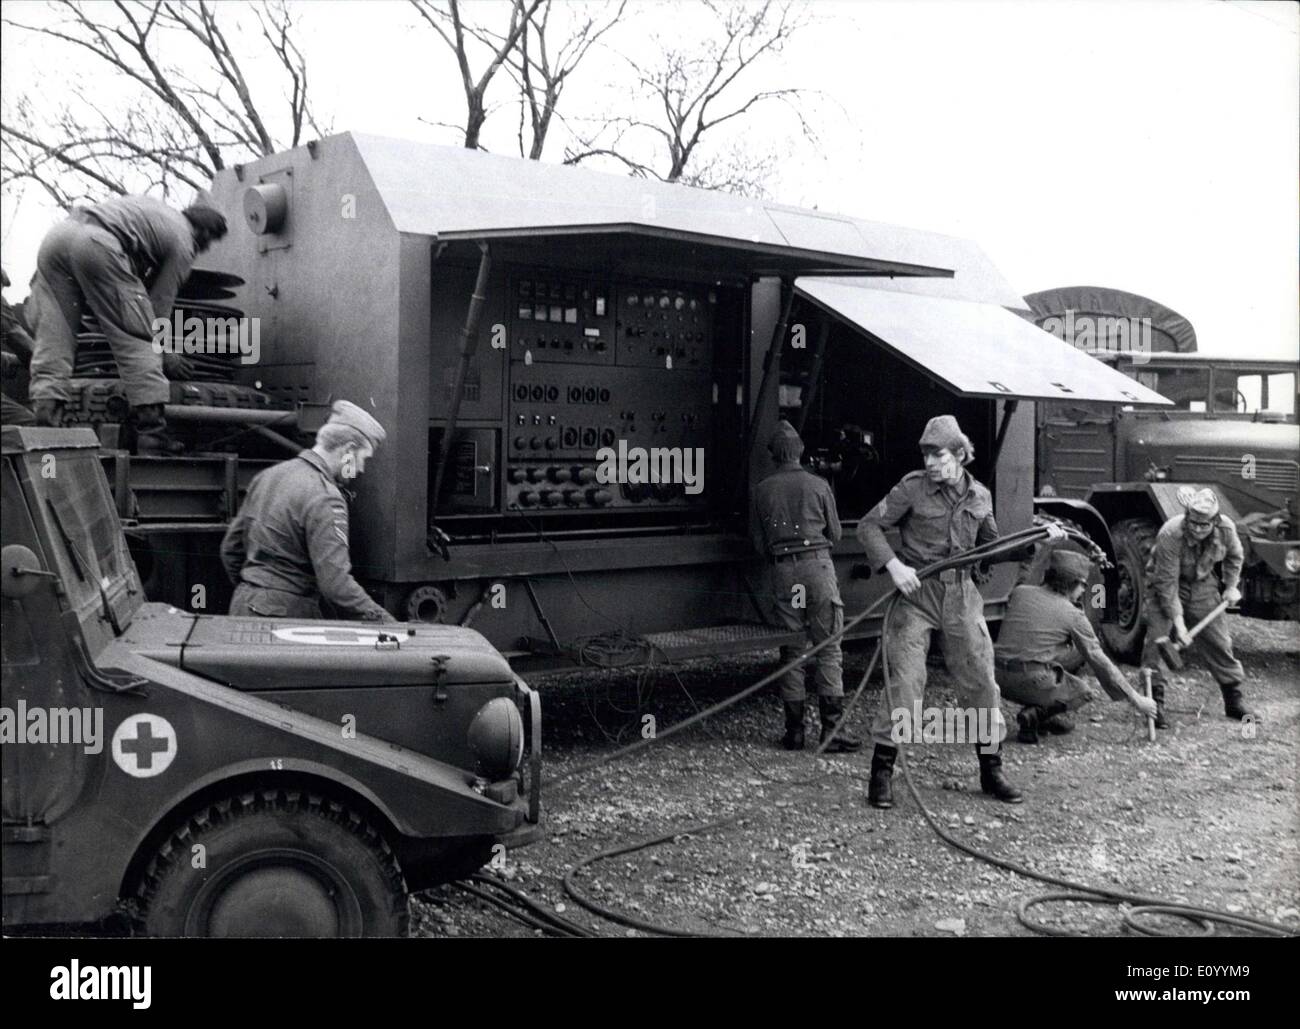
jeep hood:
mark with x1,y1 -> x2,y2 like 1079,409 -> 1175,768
122,604 -> 513,690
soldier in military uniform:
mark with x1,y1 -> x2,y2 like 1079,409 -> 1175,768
1142,487 -> 1248,726
857,415 -> 1064,808
221,400 -> 391,622
1,268 -> 35,425
750,420 -> 861,753
25,195 -> 226,453
996,549 -> 1158,742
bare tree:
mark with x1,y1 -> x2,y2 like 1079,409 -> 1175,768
494,0 -> 627,160
1,0 -> 325,204
564,0 -> 816,195
409,0 -> 544,151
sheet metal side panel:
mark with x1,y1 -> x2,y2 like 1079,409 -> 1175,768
793,279 -> 1173,405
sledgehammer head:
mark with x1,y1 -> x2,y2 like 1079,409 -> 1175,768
1154,635 -> 1185,670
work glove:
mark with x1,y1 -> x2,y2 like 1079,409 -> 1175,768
1222,586 -> 1242,606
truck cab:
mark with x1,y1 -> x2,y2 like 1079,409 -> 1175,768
1035,346 -> 1299,654
1,426 -> 540,936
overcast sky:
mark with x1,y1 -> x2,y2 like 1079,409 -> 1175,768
2,0 -> 1296,360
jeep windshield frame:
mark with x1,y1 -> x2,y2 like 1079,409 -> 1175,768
30,448 -> 142,633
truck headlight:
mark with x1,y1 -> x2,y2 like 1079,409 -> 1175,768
1286,549 -> 1300,574
467,697 -> 525,780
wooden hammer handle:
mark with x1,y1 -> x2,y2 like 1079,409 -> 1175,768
1181,599 -> 1232,643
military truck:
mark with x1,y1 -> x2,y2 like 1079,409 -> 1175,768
1025,287 -> 1299,659
1,426 -> 541,937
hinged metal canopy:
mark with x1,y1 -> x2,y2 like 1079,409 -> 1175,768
794,278 -> 1173,405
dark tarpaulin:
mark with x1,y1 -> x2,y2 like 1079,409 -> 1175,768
1020,286 -> 1198,354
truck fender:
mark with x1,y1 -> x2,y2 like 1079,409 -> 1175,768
1033,496 -> 1117,560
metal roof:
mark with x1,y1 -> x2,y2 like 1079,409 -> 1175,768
794,279 -> 1173,405
346,133 -> 1025,301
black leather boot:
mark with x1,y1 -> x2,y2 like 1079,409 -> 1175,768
34,398 -> 65,427
1016,707 -> 1041,744
1220,683 -> 1252,721
867,744 -> 897,809
1040,701 -> 1074,735
977,745 -> 1024,804
818,696 -> 863,753
132,403 -> 184,456
1151,678 -> 1169,730
782,700 -> 806,751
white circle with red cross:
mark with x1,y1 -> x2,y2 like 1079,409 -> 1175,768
111,714 -> 178,778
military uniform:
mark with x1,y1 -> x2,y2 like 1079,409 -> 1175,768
1,272 -> 35,425
750,421 -> 859,752
221,401 -> 390,622
859,414 -> 1024,807
857,467 -> 1006,747
27,195 -> 197,409
996,581 -> 1136,741
1141,509 -> 1247,718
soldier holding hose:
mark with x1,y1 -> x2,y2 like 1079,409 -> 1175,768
856,415 -> 1065,808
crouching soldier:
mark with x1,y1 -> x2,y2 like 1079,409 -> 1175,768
1142,487 -> 1249,726
996,549 -> 1158,742
750,420 -> 862,753
221,400 -> 391,622
857,415 -> 1064,808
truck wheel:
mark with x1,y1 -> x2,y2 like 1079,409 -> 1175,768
1102,518 -> 1158,662
135,789 -> 409,938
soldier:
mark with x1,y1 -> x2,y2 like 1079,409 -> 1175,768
25,194 -> 227,453
857,414 -> 1065,808
995,549 -> 1158,742
1142,487 -> 1248,726
750,420 -> 861,753
221,400 -> 391,622
1,268 -> 35,425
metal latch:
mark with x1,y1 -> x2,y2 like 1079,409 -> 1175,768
430,653 -> 450,703
374,632 -> 400,651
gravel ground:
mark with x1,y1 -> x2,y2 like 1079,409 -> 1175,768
412,614 -> 1300,938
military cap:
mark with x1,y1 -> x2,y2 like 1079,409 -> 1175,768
326,399 -> 386,447
768,419 -> 804,462
919,414 -> 974,465
1179,486 -> 1220,519
1049,548 -> 1093,583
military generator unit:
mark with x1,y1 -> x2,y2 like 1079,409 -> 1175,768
28,132 -> 1173,670
1,425 -> 541,936
1025,287 -> 1299,657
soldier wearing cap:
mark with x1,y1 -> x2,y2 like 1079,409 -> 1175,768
25,195 -> 227,453
1142,487 -> 1248,725
996,549 -> 1158,742
221,400 -> 390,622
750,420 -> 862,753
856,414 -> 1065,807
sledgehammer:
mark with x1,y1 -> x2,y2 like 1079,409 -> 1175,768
1153,599 -> 1231,670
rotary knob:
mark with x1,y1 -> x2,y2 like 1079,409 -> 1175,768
518,490 -> 538,506
587,488 -> 613,506
540,490 -> 562,507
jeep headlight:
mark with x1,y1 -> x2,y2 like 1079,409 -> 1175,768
467,697 -> 525,780
1286,548 -> 1300,575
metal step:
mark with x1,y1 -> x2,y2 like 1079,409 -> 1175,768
641,622 -> 806,661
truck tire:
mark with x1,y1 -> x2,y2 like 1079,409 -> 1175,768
1102,518 -> 1158,662
135,789 -> 409,938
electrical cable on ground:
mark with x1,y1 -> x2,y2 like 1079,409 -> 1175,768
554,524 -> 1298,938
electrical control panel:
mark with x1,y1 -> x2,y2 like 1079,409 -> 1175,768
502,270 -> 718,514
